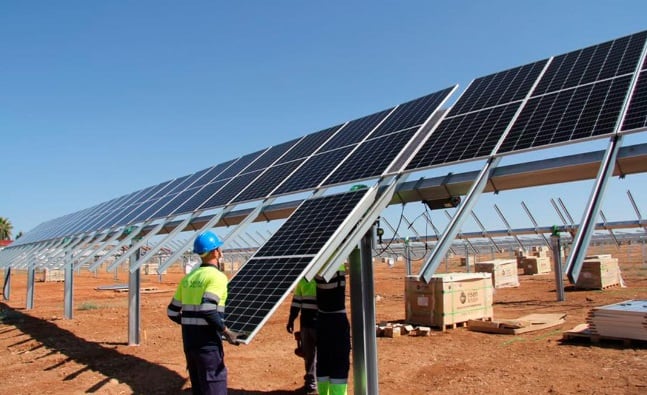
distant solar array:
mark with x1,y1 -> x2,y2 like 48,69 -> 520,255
7,86 -> 454,247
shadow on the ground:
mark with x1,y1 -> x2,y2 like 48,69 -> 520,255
0,302 -> 186,394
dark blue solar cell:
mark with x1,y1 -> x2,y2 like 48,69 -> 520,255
198,171 -> 262,210
225,256 -> 313,335
241,140 -> 298,174
151,187 -> 202,219
370,87 -> 455,138
272,147 -> 354,196
170,179 -> 228,216
191,159 -> 239,188
407,103 -> 521,170
216,150 -> 267,180
276,125 -> 342,164
255,188 -> 367,257
500,76 -> 632,153
231,160 -> 304,204
534,31 -> 647,96
448,60 -> 548,116
622,70 -> 647,132
324,128 -> 417,186
320,109 -> 392,151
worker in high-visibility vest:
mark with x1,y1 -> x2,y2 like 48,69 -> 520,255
286,277 -> 318,394
315,263 -> 350,395
167,231 -> 240,395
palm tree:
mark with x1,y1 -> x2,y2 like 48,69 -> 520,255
0,217 -> 13,240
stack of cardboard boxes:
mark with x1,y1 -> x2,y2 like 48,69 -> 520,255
405,273 -> 493,331
475,259 -> 519,288
516,246 -> 552,275
575,255 -> 623,289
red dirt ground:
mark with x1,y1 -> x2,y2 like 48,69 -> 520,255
1,243 -> 647,394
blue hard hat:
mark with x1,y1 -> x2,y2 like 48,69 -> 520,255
193,231 -> 223,254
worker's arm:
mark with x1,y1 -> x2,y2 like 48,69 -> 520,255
166,287 -> 182,324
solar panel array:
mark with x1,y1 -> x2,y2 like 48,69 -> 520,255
8,87 -> 452,248
225,189 -> 368,336
3,29 -> 647,346
498,31 -> 647,153
405,60 -> 549,170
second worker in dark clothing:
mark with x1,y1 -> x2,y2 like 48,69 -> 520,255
315,263 -> 350,395
287,277 -> 318,394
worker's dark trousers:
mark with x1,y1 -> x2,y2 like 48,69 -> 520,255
301,326 -> 318,390
316,313 -> 350,382
185,347 -> 227,395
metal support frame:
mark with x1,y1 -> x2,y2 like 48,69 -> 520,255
521,201 -> 551,248
64,251 -> 74,319
350,228 -> 379,395
156,205 -> 236,274
422,212 -> 456,255
106,221 -> 168,273
470,210 -> 501,253
315,175 -> 406,281
3,267 -> 11,300
420,157 -> 501,283
128,246 -> 141,346
72,229 -> 123,270
551,234 -> 565,301
566,135 -> 623,283
88,224 -> 149,272
494,204 -> 525,250
127,216 -> 195,273
26,258 -> 35,310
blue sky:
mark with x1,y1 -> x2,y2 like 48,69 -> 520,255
2,1 -> 647,238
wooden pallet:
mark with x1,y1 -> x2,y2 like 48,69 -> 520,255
562,324 -> 647,346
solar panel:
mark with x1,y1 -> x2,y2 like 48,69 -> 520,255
319,109 -> 392,151
275,125 -> 342,164
499,76 -> 632,152
216,150 -> 267,180
407,102 -> 522,170
194,171 -> 262,210
533,31 -> 647,96
323,128 -> 417,185
231,160 -> 304,204
622,70 -> 647,132
370,88 -> 455,138
271,147 -> 354,196
498,31 -> 647,154
323,88 -> 454,184
239,140 -> 298,174
448,61 -> 548,116
405,61 -> 548,172
225,189 -> 368,336
168,179 -> 229,216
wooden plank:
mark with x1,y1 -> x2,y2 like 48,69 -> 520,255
467,313 -> 566,335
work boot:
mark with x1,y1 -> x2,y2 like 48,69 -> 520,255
305,383 -> 318,395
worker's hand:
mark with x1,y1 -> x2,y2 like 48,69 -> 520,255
286,320 -> 294,334
223,327 -> 241,346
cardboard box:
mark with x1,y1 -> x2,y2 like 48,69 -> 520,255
575,256 -> 622,289
522,256 -> 551,275
405,273 -> 493,330
36,268 -> 65,282
475,259 -> 519,288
